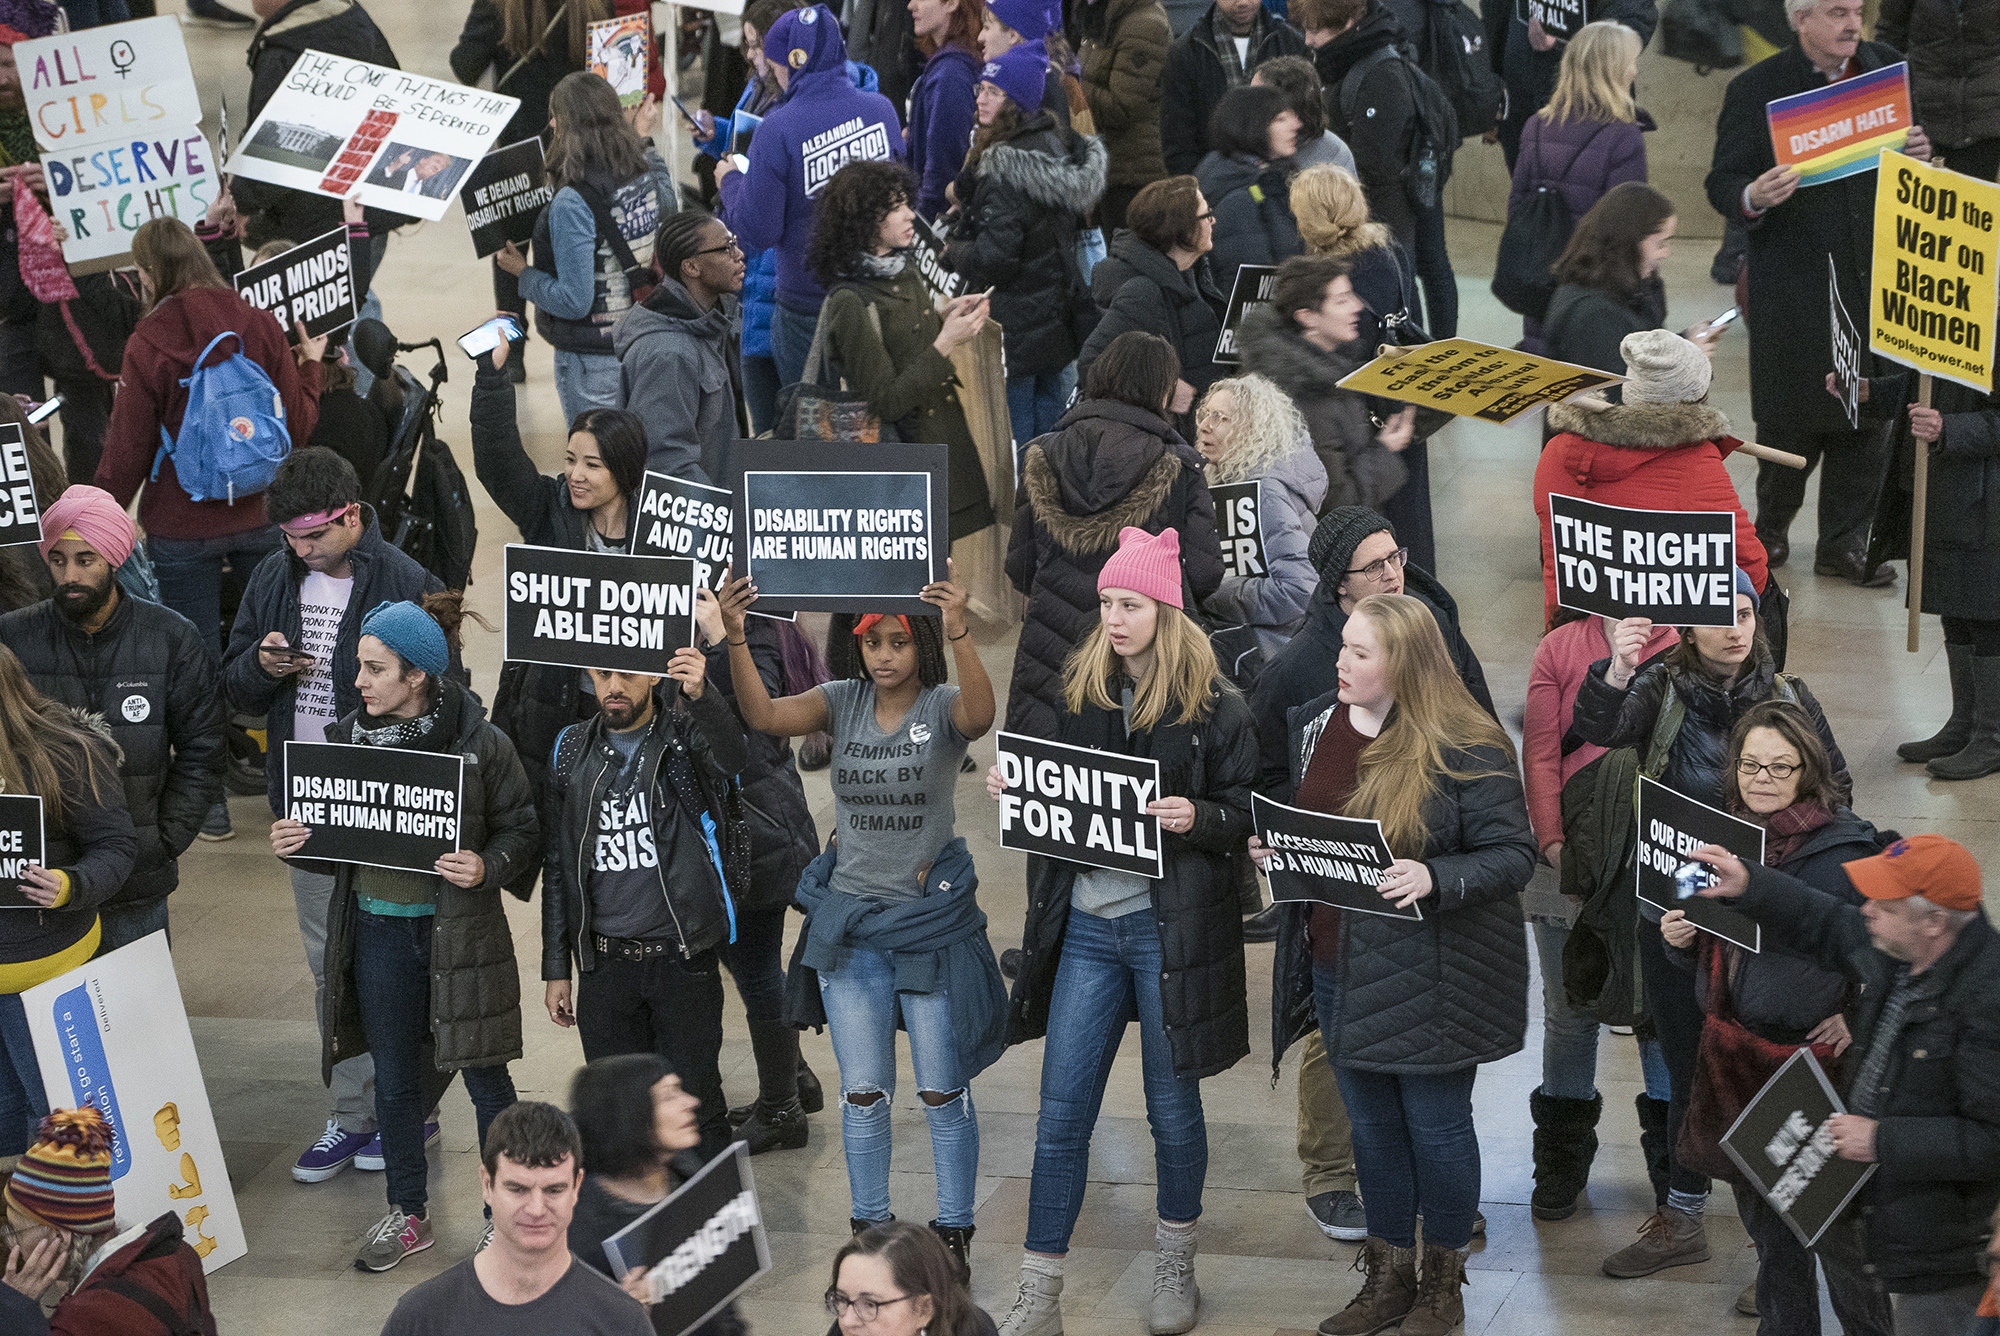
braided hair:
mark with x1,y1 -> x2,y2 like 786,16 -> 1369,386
654,210 -> 721,286
827,613 -> 950,688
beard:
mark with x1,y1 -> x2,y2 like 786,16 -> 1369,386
55,579 -> 115,625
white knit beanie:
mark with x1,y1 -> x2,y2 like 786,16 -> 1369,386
1618,329 -> 1712,405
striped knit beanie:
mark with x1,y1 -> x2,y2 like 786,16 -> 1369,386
4,1107 -> 118,1235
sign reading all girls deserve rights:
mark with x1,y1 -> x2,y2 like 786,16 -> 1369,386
1252,793 -> 1416,921
504,544 -> 698,675
1546,494 -> 1737,627
283,741 -> 465,873
1870,151 -> 2000,392
1338,340 -> 1622,425
1634,776 -> 1765,953
1212,481 -> 1268,580
1767,62 -> 1911,187
0,425 -> 44,550
1722,1049 -> 1877,1248
0,795 -> 45,910
995,733 -> 1164,878
232,225 -> 358,343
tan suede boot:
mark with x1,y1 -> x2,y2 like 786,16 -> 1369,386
1602,1206 -> 1711,1278
1400,1244 -> 1467,1336
1317,1237 -> 1418,1336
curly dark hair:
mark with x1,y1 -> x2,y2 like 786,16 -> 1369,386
809,160 -> 916,287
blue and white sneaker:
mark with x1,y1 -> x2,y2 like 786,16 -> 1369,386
353,1118 -> 440,1172
293,1120 -> 372,1183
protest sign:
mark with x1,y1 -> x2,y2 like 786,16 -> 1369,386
604,1144 -> 771,1336
1252,793 -> 1417,921
1547,494 -> 1737,627
283,741 -> 465,873
588,13 -> 652,107
224,51 -> 519,222
1514,0 -> 1587,41
1213,264 -> 1277,365
633,472 -> 735,588
0,795 -> 45,910
1213,481 -> 1267,580
1869,151 -> 2000,393
460,137 -> 552,258
1722,1049 -> 1875,1247
1829,254 -> 1863,429
1337,340 -> 1622,425
16,17 -> 202,154
24,933 -> 247,1272
40,129 -> 218,272
0,425 -> 43,549
1768,62 -> 1910,187
1635,776 -> 1764,952
232,225 -> 357,343
995,732 -> 1163,878
504,544 -> 697,674
910,214 -> 965,302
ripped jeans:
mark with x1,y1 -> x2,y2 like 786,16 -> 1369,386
817,944 -> 978,1227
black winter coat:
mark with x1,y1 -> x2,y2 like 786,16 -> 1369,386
1195,151 -> 1305,298
1236,304 -> 1409,516
0,595 -> 224,909
1161,7 -> 1307,174
1315,3 -> 1420,244
1542,276 -> 1669,390
1270,689 -> 1535,1074
1485,0 -> 1659,160
1078,232 -> 1228,400
0,718 -> 135,973
701,622 -> 818,917
944,117 -> 1108,378
1727,864 -> 2000,1293
1873,374 -> 2000,621
1878,0 -> 2000,150
1004,401 -> 1224,736
451,0 -> 581,149
1009,682 -> 1257,1079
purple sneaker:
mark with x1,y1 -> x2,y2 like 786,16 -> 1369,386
353,1118 -> 441,1172
293,1120 -> 372,1183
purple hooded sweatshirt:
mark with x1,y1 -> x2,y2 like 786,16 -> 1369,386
717,4 -> 905,311
906,43 -> 982,219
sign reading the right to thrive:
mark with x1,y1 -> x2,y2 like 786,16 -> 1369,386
1767,61 -> 1910,187
1337,340 -> 1623,425
0,795 -> 46,910
1252,793 -> 1417,921
1547,493 -> 1737,627
1213,264 -> 1278,365
603,1143 -> 771,1336
1634,776 -> 1765,953
632,472 -> 735,589
283,741 -> 465,873
0,425 -> 44,550
459,137 -> 553,258
1722,1049 -> 1876,1248
1514,0 -> 1587,41
1870,151 -> 2000,393
1212,481 -> 1267,580
232,225 -> 357,343
503,544 -> 697,675
1830,253 -> 1863,430
995,732 -> 1163,878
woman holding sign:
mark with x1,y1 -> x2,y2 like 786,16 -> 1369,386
1256,592 -> 1532,1336
986,526 -> 1257,1336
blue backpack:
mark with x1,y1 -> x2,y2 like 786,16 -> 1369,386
152,331 -> 292,504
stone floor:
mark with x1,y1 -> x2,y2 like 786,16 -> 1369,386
121,3 -> 1998,1331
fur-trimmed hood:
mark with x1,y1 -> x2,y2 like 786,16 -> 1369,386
977,127 -> 1109,215
1546,397 -> 1730,450
1236,304 -> 1360,400
1023,399 -> 1194,556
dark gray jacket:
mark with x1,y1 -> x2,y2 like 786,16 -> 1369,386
613,280 -> 742,482
1236,304 -> 1409,517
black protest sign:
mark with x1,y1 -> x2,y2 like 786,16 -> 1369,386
0,425 -> 42,549
633,472 -> 735,589
995,732 -> 1163,878
1635,776 -> 1764,952
0,795 -> 46,910
283,742 -> 464,873
602,1144 -> 771,1336
1722,1049 -> 1876,1247
725,442 -> 948,616
1213,264 -> 1278,365
1253,793 -> 1417,921
232,226 -> 357,344
1516,0 -> 1587,40
910,215 -> 964,302
1213,481 -> 1267,580
1547,493 -> 1738,627
460,138 -> 553,259
1830,254 -> 1863,430
503,544 -> 697,675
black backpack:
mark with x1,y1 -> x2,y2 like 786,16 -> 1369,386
1340,45 -> 1460,210
1415,0 -> 1505,140
1490,123 -> 1610,319
392,434 -> 479,591
1659,0 -> 1744,73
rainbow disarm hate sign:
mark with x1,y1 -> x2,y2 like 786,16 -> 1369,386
1767,63 -> 1911,187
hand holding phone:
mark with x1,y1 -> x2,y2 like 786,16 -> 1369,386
257,632 -> 315,678
1708,306 -> 1741,330
459,314 -> 525,360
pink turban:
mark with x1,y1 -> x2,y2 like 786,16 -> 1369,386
39,486 -> 137,570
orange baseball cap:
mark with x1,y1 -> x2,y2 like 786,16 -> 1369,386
1843,834 -> 1983,912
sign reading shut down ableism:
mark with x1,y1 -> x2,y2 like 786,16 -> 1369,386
1871,151 -> 2000,392
1547,493 -> 1737,627
995,732 -> 1163,878
503,544 -> 696,674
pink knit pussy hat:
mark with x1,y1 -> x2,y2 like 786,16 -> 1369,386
1097,526 -> 1183,609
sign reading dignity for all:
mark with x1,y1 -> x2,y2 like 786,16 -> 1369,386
223,51 -> 520,223
1547,493 -> 1737,627
232,225 -> 357,343
1830,254 -> 1864,429
460,137 -> 553,258
1870,152 -> 2000,392
1723,1049 -> 1877,1248
633,472 -> 735,588
995,732 -> 1164,878
1635,776 -> 1765,953
504,544 -> 697,675
1213,264 -> 1277,365
1514,0 -> 1587,42
0,796 -> 45,910
1768,62 -> 1910,188
284,741 -> 465,873
1212,481 -> 1268,580
1252,793 -> 1417,921
0,425 -> 43,550
1338,340 -> 1623,425
603,1144 -> 772,1336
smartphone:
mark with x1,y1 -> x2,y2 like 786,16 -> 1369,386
25,395 -> 61,425
1708,306 -> 1741,331
669,95 -> 706,131
458,314 -> 524,360
264,643 -> 316,671
728,153 -> 749,175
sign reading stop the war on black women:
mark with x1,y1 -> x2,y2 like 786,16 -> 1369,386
0,796 -> 46,910
1212,481 -> 1268,580
503,545 -> 697,676
1213,264 -> 1277,365
633,472 -> 735,588
1870,151 -> 2000,392
1723,1049 -> 1876,1248
1547,493 -> 1738,627
995,732 -> 1163,878
283,741 -> 463,873
1253,793 -> 1416,921
604,1144 -> 770,1336
233,225 -> 357,344
1635,776 -> 1765,953
460,137 -> 552,258
0,426 -> 43,549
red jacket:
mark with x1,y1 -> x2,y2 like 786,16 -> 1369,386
95,286 -> 322,542
1532,396 -> 1768,628
51,1212 -> 216,1336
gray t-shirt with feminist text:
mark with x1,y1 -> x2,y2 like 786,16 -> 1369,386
819,678 -> 967,902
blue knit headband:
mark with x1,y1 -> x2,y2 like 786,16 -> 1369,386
358,601 -> 448,679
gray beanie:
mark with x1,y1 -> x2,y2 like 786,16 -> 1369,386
1308,506 -> 1394,583
1618,329 -> 1712,404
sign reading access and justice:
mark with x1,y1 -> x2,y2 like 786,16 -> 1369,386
1338,341 -> 1621,425
995,733 -> 1164,878
504,544 -> 698,675
1547,494 -> 1737,627
1870,151 -> 2000,392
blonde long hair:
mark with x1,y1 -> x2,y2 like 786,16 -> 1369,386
1344,595 -> 1515,856
1201,375 -> 1312,485
1290,165 -> 1392,259
1541,22 -> 1641,126
1062,603 -> 1223,733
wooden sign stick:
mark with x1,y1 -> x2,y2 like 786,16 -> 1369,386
1909,374 -> 1932,653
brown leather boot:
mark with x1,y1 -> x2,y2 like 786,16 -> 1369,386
1400,1244 -> 1467,1336
1601,1206 -> 1710,1278
1317,1237 -> 1418,1336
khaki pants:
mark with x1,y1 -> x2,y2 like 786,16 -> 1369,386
1298,1028 -> 1356,1195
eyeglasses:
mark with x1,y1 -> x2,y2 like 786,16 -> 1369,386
1344,546 -> 1409,581
825,1291 -> 918,1322
1735,758 -> 1800,780
1195,211 -> 1216,221
695,233 -> 743,257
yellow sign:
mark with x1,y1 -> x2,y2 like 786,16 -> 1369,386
1335,340 -> 1623,426
1869,150 -> 2000,392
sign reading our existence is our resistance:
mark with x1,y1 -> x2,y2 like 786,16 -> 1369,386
1252,793 -> 1416,921
283,741 -> 466,873
1547,494 -> 1737,627
1722,1049 -> 1877,1248
0,425 -> 44,550
1870,150 -> 2000,393
1634,776 -> 1765,953
603,1144 -> 772,1336
1337,340 -> 1623,425
0,795 -> 45,910
232,224 -> 358,343
1212,481 -> 1268,580
504,544 -> 698,675
995,733 -> 1164,878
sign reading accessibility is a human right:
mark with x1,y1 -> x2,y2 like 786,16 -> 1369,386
1871,150 -> 2000,392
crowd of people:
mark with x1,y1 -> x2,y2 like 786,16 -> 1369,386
1,0 -> 1999,1331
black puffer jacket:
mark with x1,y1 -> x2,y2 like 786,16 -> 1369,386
1195,151 -> 1304,297
1236,304 -> 1408,517
1004,400 -> 1224,736
944,116 -> 1108,379
1314,2 -> 1421,244
701,621 -> 818,917
0,716 -> 135,974
0,595 -> 224,910
1077,232 -> 1228,398
1270,688 -> 1535,1075
1009,681 -> 1257,1079
1878,0 -> 2000,151
451,0 -> 583,149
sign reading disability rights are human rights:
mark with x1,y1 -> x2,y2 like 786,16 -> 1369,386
1547,493 -> 1737,627
283,740 -> 464,873
503,544 -> 697,676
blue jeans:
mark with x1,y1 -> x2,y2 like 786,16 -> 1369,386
770,301 -> 820,391
1531,919 -> 1671,1101
1006,367 -> 1075,452
817,943 -> 977,1227
551,350 -> 622,428
0,991 -> 48,1156
1025,907 -> 1207,1253
356,911 -> 516,1216
150,525 -> 283,659
1315,963 -> 1480,1249
97,897 -> 170,956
